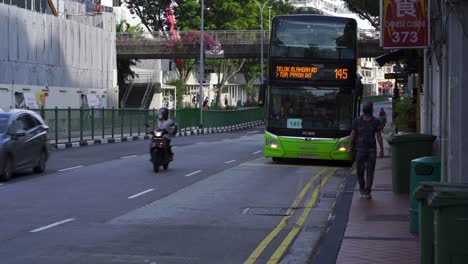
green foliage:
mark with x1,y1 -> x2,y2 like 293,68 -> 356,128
122,0 -> 185,32
393,97 -> 417,132
342,0 -> 380,30
167,79 -> 186,109
116,20 -> 141,87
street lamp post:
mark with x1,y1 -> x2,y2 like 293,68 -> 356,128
199,0 -> 204,128
252,0 -> 270,85
268,6 -> 272,31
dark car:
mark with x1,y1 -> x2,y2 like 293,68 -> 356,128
0,110 -> 49,181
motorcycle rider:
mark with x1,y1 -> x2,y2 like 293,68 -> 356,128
157,107 -> 177,160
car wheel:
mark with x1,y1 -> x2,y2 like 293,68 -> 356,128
163,163 -> 169,170
272,157 -> 280,162
34,150 -> 47,174
1,156 -> 13,182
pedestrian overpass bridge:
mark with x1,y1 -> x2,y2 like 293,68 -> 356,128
116,29 -> 386,60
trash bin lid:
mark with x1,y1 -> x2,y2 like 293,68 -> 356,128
411,156 -> 441,165
413,181 -> 468,201
426,185 -> 468,207
386,133 -> 436,144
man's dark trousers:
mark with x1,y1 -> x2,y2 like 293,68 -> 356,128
356,150 -> 377,194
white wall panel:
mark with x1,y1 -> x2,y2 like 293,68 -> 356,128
17,8 -> 29,63
0,6 -> 9,61
0,61 -> 13,84
51,18 -> 59,65
8,6 -> 18,62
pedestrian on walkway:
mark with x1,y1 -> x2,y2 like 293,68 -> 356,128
349,101 -> 384,199
379,107 -> 387,128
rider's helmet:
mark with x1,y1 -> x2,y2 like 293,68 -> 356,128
158,107 -> 169,121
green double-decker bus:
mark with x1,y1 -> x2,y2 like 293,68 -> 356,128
263,15 -> 362,162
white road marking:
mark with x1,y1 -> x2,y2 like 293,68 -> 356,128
241,208 -> 250,214
121,155 -> 137,159
58,166 -> 83,172
252,150 -> 262,154
0,183 -> 4,186
185,170 -> 202,177
128,188 -> 155,199
225,160 -> 236,164
30,218 -> 75,233
247,131 -> 259,134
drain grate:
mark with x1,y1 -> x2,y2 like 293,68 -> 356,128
366,214 -> 409,222
241,207 -> 291,216
321,192 -> 337,199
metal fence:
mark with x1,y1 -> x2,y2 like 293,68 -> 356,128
33,107 -> 264,144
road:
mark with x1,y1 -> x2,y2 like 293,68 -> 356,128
0,127 -> 351,264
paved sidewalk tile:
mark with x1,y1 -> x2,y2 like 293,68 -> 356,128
336,157 -> 420,264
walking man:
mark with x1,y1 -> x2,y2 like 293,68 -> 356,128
349,101 -> 384,199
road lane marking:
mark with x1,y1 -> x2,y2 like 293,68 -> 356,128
241,163 -> 316,168
121,155 -> 137,159
267,168 -> 337,264
225,160 -> 236,164
185,170 -> 202,177
252,150 -> 262,155
241,208 -> 250,214
247,131 -> 259,134
243,168 -> 328,264
128,188 -> 155,199
58,166 -> 83,172
30,218 -> 75,233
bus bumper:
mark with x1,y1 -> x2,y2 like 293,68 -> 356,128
264,132 -> 353,161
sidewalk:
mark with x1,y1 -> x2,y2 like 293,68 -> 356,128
336,150 -> 420,263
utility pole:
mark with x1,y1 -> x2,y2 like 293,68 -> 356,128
199,0 -> 204,128
253,0 -> 270,85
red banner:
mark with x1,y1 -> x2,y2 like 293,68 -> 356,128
380,0 -> 429,49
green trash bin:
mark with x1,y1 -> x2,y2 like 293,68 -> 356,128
427,187 -> 468,264
410,157 -> 441,234
386,133 -> 436,193
414,182 -> 468,264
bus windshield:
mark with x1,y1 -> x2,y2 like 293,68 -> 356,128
268,86 -> 353,131
270,19 -> 356,60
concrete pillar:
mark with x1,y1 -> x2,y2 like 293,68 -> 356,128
447,14 -> 468,184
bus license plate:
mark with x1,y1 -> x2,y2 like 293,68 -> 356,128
299,154 -> 318,159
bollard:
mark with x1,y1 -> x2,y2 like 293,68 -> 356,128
111,107 -> 115,139
67,107 -> 71,143
80,108 -> 83,142
54,107 -> 58,145
91,107 -> 95,140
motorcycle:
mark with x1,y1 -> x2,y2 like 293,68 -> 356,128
146,126 -> 174,173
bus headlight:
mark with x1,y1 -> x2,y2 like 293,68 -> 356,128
266,139 -> 279,149
337,143 -> 348,152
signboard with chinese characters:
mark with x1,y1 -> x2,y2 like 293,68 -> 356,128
380,0 -> 429,49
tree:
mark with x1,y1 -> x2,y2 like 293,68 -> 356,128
116,20 -> 141,97
206,58 -> 246,108
342,0 -> 380,30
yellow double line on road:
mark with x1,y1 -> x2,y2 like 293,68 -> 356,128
243,167 -> 337,264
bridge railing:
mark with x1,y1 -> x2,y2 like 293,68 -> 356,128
33,107 -> 264,146
117,28 -> 379,46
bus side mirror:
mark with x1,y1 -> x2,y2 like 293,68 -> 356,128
258,83 -> 266,106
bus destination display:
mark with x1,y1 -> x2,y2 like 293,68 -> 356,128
273,64 -> 352,82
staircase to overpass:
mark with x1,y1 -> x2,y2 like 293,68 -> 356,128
117,29 -> 386,60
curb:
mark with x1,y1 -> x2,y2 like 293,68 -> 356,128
50,121 -> 264,150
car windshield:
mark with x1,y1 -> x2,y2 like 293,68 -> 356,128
0,114 -> 9,134
268,86 -> 354,130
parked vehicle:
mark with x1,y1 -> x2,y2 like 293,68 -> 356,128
0,110 -> 49,181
